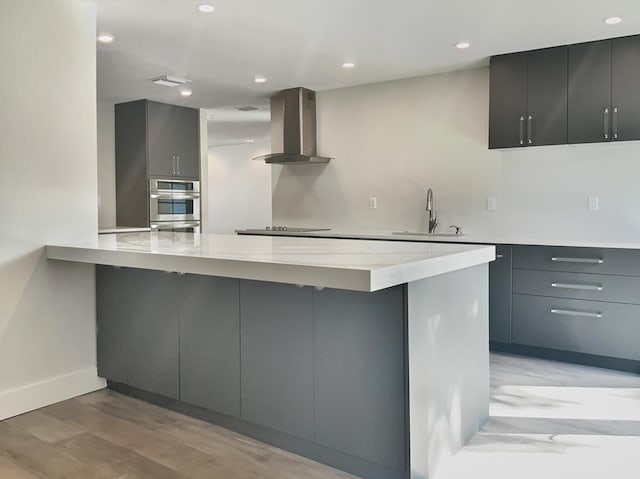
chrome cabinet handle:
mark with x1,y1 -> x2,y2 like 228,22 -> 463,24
527,115 -> 533,144
551,308 -> 602,319
551,282 -> 603,291
496,254 -> 504,259
604,108 -> 609,139
613,107 -> 619,140
551,257 -> 604,264
171,155 -> 176,175
519,116 -> 525,145
177,155 -> 181,175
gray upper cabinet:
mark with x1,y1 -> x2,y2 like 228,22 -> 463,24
489,47 -> 567,149
567,40 -> 612,144
116,99 -> 200,181
146,101 -> 176,177
146,101 -> 200,179
492,34 -> 640,148
569,36 -> 640,144
611,36 -> 640,142
489,245 -> 512,344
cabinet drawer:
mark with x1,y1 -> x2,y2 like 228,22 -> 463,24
513,269 -> 640,305
513,245 -> 640,276
512,294 -> 640,360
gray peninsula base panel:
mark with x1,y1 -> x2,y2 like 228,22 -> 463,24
96,264 -> 489,479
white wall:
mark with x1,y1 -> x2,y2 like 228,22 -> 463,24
207,141 -> 272,233
97,101 -> 116,228
272,68 -> 640,244
0,0 -> 105,419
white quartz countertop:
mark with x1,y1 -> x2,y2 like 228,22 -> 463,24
235,228 -> 640,249
98,226 -> 151,234
46,232 -> 495,292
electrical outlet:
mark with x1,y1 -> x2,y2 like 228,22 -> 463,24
588,196 -> 599,211
487,197 -> 497,211
369,197 -> 377,210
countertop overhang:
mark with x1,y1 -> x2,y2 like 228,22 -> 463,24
46,232 -> 495,292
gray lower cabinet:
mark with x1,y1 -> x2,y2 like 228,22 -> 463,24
509,245 -> 640,366
179,275 -> 240,417
314,286 -> 406,470
489,245 -> 512,343
239,280 -> 315,440
512,294 -> 640,361
96,266 -> 180,399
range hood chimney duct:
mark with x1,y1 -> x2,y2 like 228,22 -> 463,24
253,87 -> 332,164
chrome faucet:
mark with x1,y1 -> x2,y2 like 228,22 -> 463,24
426,188 -> 437,233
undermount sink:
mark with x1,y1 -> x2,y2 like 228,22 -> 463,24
392,231 -> 465,237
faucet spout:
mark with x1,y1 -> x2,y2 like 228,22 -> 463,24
426,188 -> 437,233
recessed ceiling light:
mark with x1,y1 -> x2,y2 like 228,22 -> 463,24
97,33 -> 114,44
245,139 -> 255,143
254,76 -> 267,84
197,4 -> 215,13
605,16 -> 622,25
342,62 -> 355,68
456,42 -> 471,49
180,89 -> 193,97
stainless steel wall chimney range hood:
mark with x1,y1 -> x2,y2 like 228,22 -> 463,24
253,87 -> 332,165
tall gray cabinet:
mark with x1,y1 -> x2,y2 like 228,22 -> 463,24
115,99 -> 200,226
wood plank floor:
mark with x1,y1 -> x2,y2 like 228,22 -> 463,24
0,353 -> 638,478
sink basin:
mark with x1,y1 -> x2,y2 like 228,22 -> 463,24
392,231 -> 465,237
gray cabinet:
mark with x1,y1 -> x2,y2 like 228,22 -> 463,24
115,99 -> 200,226
314,286 -> 406,469
146,101 -> 200,179
96,266 -> 180,399
489,47 -> 568,148
568,35 -> 640,144
511,245 -> 640,365
491,34 -> 640,148
489,245 -> 512,344
239,280 -> 315,440
179,275 -> 240,417
512,294 -> 640,361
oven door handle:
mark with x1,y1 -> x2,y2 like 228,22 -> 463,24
150,193 -> 200,200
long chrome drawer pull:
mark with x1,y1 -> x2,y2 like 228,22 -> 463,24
551,282 -> 603,291
551,257 -> 604,264
551,309 -> 602,319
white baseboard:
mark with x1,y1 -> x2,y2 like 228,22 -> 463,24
0,367 -> 106,420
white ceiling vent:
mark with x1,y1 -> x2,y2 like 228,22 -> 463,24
150,75 -> 192,87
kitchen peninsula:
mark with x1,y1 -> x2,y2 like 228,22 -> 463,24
46,233 -> 495,479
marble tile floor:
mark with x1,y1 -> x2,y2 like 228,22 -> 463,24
435,352 -> 640,479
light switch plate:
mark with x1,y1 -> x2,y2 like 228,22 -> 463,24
588,196 -> 599,211
369,197 -> 377,209
487,197 -> 497,211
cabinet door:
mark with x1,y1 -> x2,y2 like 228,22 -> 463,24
611,35 -> 640,142
314,287 -> 406,470
568,41 -> 612,144
489,245 -> 512,344
526,47 -> 568,146
239,281 -> 314,440
172,106 -> 200,179
96,266 -> 180,399
489,53 -> 528,149
147,101 -> 176,177
179,275 -> 240,417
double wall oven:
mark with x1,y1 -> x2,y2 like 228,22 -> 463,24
149,179 -> 201,233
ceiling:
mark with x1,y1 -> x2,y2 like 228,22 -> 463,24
96,0 -> 640,146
